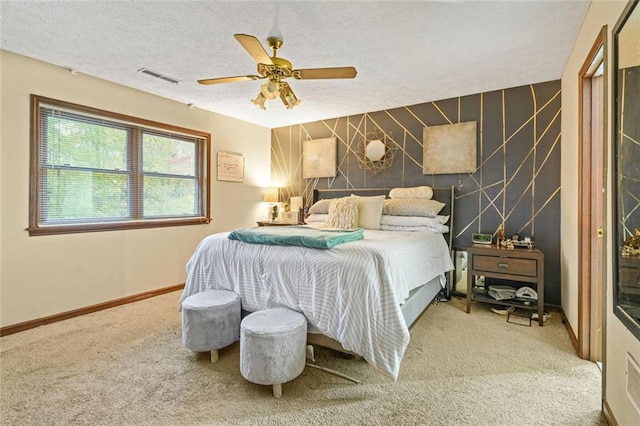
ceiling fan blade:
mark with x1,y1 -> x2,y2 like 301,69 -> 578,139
234,34 -> 273,65
292,66 -> 357,80
197,75 -> 261,85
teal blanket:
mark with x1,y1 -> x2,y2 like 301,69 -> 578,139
228,226 -> 364,249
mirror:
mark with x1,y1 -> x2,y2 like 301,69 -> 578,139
356,128 -> 398,174
613,0 -> 640,339
365,139 -> 386,161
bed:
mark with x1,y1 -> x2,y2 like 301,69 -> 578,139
181,186 -> 455,380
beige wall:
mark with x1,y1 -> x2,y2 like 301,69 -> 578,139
0,50 -> 271,328
561,0 -> 640,423
619,1 -> 640,69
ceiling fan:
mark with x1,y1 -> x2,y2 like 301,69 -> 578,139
197,34 -> 358,110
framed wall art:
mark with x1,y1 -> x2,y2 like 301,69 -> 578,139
217,152 -> 244,183
303,137 -> 337,179
423,121 -> 477,174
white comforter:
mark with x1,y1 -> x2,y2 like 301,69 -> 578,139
181,229 -> 453,380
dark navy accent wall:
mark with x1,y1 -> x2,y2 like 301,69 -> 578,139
271,80 -> 562,305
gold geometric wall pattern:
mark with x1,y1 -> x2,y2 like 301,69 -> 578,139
271,80 -> 562,305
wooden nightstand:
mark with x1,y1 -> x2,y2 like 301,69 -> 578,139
466,245 -> 545,326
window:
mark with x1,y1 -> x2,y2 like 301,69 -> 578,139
30,95 -> 210,235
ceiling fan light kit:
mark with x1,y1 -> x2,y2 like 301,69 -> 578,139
251,92 -> 268,110
260,80 -> 281,100
198,33 -> 357,110
279,82 -> 301,110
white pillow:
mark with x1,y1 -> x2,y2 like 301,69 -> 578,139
380,224 -> 449,233
305,213 -> 328,223
381,215 -> 449,227
389,186 -> 433,200
435,215 -> 450,224
382,199 -> 445,217
308,199 -> 333,214
325,197 -> 359,229
351,194 -> 385,230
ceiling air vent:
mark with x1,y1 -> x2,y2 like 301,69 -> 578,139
138,68 -> 180,84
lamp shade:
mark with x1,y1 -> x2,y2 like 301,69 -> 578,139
263,187 -> 279,203
260,81 -> 280,100
290,196 -> 303,212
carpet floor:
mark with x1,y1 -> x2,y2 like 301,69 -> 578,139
1,291 -> 606,425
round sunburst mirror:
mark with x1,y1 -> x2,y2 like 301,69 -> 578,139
356,128 -> 397,174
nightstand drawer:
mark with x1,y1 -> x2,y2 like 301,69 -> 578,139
472,255 -> 537,277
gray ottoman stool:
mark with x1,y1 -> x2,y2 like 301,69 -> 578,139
181,290 -> 241,363
240,308 -> 307,398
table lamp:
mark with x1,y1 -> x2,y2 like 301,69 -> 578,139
264,187 -> 279,221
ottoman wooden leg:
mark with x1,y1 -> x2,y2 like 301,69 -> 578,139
272,383 -> 282,399
306,345 -> 315,362
210,349 -> 219,363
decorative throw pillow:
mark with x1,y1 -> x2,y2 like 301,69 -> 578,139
389,186 -> 434,200
308,199 -> 333,214
436,215 -> 450,224
325,197 -> 359,229
380,215 -> 448,228
379,224 -> 449,233
382,199 -> 445,217
351,194 -> 385,230
304,213 -> 328,223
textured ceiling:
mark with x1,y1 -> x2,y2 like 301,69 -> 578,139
0,1 -> 590,129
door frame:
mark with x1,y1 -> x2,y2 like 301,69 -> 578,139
577,26 -> 608,363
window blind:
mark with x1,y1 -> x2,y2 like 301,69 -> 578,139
30,95 -> 210,235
